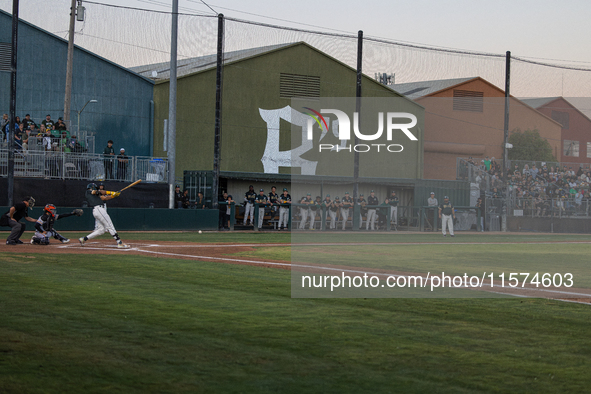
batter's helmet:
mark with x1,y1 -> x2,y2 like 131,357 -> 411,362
44,204 -> 56,217
87,183 -> 98,191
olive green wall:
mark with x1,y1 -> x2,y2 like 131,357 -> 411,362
153,43 -> 424,179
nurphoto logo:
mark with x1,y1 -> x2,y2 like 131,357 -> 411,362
303,107 -> 418,153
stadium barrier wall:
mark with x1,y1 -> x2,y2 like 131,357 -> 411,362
0,207 -> 218,232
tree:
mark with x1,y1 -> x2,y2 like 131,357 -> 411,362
508,128 -> 556,162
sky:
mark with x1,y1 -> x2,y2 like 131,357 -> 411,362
97,0 -> 591,65
2,0 -> 591,97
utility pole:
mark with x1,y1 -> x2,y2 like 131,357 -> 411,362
63,0 -> 76,122
502,51 -> 511,232
212,14 -> 224,209
7,0 -> 19,207
167,0 -> 178,209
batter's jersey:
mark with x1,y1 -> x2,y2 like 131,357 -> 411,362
85,190 -> 104,207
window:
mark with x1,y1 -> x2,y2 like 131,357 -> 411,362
453,90 -> 484,112
551,110 -> 569,129
0,42 -> 10,72
587,142 -> 591,158
280,73 -> 320,99
563,140 -> 579,157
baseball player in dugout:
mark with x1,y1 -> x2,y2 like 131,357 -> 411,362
366,190 -> 379,230
1,196 -> 37,245
340,192 -> 353,230
389,190 -> 399,228
31,204 -> 84,245
255,188 -> 270,228
268,186 -> 279,220
243,185 -> 256,226
79,183 -> 130,248
357,193 -> 367,229
277,188 -> 291,231
298,193 -> 312,230
323,194 -> 337,230
439,196 -> 456,237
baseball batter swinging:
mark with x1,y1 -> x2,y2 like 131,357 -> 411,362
79,183 -> 130,248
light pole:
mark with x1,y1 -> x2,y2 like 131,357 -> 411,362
77,99 -> 97,134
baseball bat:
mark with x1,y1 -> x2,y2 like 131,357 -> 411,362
119,179 -> 142,192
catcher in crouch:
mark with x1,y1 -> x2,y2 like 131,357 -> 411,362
79,183 -> 130,249
31,204 -> 83,245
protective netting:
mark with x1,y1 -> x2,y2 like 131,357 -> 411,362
2,0 -> 591,98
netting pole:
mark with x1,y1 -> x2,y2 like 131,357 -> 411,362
502,50 -> 511,232
167,0 -> 178,209
212,13 -> 224,210
353,30 -> 362,231
7,0 -> 19,207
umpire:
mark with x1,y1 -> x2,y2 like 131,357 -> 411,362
1,196 -> 37,245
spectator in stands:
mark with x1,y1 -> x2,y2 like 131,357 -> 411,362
69,136 -> 86,153
59,131 -> 70,152
23,114 -> 36,129
55,118 -> 67,131
195,192 -> 206,209
42,127 -> 53,151
1,114 -> 8,134
14,122 -> 24,150
29,122 -> 39,137
103,140 -> 115,179
41,114 -> 54,130
530,164 -> 539,179
484,156 -> 491,171
116,148 -> 128,180
181,189 -> 190,209
174,185 -> 183,209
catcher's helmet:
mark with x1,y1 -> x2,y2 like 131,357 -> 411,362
87,183 -> 98,191
24,196 -> 35,207
44,204 -> 57,217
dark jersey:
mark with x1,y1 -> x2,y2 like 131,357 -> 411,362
341,197 -> 353,209
440,201 -> 454,215
85,190 -> 104,207
255,194 -> 268,204
245,190 -> 256,204
279,194 -> 291,204
389,196 -> 399,207
269,192 -> 279,205
1,202 -> 28,225
358,198 -> 367,213
368,196 -> 379,206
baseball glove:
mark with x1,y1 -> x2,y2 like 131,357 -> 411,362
73,209 -> 84,216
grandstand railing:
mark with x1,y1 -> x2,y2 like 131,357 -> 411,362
0,146 -> 168,183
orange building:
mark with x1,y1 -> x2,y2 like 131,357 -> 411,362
392,77 -> 562,180
522,97 -> 591,168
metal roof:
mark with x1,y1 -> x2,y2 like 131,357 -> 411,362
520,97 -> 561,109
130,43 -> 293,81
391,77 -> 476,99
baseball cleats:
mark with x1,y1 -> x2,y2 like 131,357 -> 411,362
117,243 -> 130,249
6,240 -> 16,245
78,237 -> 85,246
15,240 -> 24,244
62,239 -> 70,244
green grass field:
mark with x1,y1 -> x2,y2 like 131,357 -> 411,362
1,232 -> 591,393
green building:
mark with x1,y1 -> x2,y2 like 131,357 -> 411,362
134,42 -> 436,206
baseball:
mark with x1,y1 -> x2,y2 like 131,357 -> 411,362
199,230 -> 202,234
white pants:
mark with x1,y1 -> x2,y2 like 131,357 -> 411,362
309,208 -> 317,229
366,209 -> 377,230
299,207 -> 308,229
390,206 -> 398,224
258,207 -> 265,228
87,205 -> 117,239
279,207 -> 289,229
340,208 -> 349,229
442,214 -> 454,236
244,203 -> 254,225
328,210 -> 337,229
359,213 -> 365,228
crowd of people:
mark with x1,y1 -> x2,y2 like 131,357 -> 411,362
1,114 -> 85,153
464,156 -> 591,216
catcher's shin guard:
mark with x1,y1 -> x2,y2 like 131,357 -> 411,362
52,231 -> 68,243
31,235 -> 50,245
